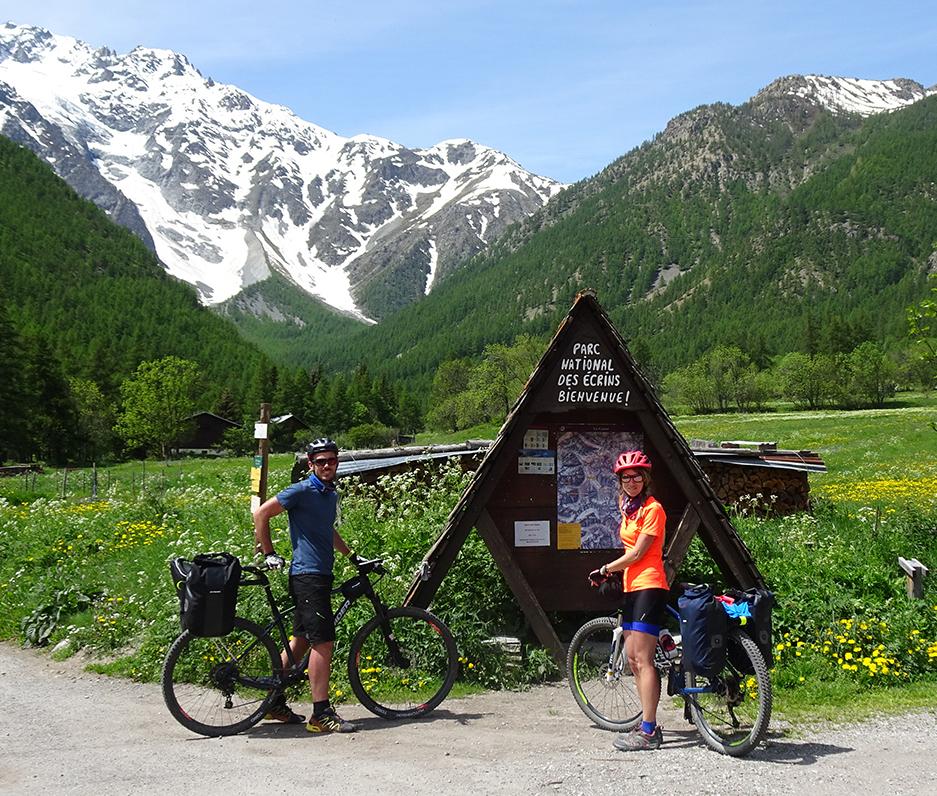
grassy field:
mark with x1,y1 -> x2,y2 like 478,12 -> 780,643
671,395 -> 937,719
1,396 -> 936,721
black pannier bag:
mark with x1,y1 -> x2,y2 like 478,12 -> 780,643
737,587 -> 776,670
678,584 -> 728,678
169,552 -> 241,637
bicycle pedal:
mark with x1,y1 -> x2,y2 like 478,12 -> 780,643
666,668 -> 681,696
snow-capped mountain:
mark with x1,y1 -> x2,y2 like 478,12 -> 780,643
753,74 -> 934,116
0,23 -> 564,321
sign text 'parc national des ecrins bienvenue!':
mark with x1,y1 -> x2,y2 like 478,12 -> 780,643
556,341 -> 630,405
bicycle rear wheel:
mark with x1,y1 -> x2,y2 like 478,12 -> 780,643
566,617 -> 644,731
348,606 -> 459,720
162,617 -> 280,737
686,629 -> 772,756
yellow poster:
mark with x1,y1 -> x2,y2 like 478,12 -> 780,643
557,522 -> 582,550
250,467 -> 261,493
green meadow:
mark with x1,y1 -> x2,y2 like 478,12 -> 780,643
1,397 -> 935,722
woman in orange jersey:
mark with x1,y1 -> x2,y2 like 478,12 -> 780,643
590,449 -> 668,751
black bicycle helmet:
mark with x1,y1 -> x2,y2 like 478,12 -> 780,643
306,437 -> 339,457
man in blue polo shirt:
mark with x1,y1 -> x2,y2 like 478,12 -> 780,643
252,437 -> 357,733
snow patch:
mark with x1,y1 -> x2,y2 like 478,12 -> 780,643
798,75 -> 928,116
424,238 -> 438,295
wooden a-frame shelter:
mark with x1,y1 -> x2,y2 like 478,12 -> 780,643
404,291 -> 764,663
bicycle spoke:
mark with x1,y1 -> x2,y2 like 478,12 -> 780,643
567,618 -> 644,731
162,617 -> 279,736
686,630 -> 772,756
349,607 -> 458,719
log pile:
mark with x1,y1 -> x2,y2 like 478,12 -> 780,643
700,461 -> 809,515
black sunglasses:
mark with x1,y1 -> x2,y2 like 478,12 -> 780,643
312,456 -> 338,466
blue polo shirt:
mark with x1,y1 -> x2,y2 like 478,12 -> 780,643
275,473 -> 338,576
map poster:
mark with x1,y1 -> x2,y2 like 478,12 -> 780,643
557,430 -> 642,549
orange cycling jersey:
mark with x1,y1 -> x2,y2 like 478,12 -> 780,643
618,496 -> 668,591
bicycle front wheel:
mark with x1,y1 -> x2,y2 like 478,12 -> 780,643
348,606 -> 459,720
567,617 -> 644,731
686,629 -> 772,756
162,617 -> 280,737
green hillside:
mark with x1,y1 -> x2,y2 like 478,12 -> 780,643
215,272 -> 366,369
253,94 -> 937,388
0,135 -> 270,458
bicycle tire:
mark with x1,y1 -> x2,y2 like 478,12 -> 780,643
348,606 -> 459,720
162,616 -> 281,737
566,616 -> 647,731
686,628 -> 772,756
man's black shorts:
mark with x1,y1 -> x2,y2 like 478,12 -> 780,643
620,587 -> 669,636
288,573 -> 335,645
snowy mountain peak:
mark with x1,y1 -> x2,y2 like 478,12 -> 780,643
754,74 -> 933,117
0,23 -> 565,320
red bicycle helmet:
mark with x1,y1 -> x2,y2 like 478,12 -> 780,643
613,449 -> 652,473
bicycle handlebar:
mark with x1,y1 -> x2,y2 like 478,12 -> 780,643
244,556 -> 386,576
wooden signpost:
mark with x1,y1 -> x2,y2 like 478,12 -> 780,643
250,403 -> 271,514
404,290 -> 765,664
898,556 -> 928,599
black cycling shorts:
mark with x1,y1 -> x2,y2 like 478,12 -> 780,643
289,573 -> 336,645
621,588 -> 669,637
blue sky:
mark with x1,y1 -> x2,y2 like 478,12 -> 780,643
2,1 -> 934,183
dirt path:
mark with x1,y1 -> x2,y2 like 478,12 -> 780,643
0,642 -> 934,795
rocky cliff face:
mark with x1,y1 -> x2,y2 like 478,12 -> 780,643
0,24 -> 564,320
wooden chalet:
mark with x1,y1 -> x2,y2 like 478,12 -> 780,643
173,412 -> 240,455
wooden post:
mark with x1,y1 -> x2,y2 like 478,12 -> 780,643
250,403 -> 271,516
664,505 -> 702,585
898,557 -> 928,599
475,510 -> 565,667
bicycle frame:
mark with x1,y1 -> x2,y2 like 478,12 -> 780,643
235,559 -> 402,690
608,602 -> 717,698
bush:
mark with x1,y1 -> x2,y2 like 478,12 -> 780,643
340,423 -> 398,450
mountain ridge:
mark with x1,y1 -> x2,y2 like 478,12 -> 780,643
0,22 -> 564,321
277,89 -> 937,387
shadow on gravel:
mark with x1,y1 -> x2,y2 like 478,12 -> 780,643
659,728 -> 705,750
654,727 -> 853,764
239,707 -> 488,738
751,739 -> 853,765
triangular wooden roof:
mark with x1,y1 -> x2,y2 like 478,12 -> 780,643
404,290 -> 764,660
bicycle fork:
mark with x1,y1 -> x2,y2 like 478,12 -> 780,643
376,608 -> 411,669
606,625 -> 625,681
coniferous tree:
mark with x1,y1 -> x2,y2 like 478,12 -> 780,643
68,377 -> 114,464
0,302 -> 29,462
22,336 -> 78,465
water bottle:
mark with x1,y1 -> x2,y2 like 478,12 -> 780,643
658,628 -> 678,659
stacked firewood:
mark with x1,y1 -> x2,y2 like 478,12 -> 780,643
700,462 -> 810,515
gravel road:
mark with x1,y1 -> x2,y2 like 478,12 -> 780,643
1,641 -> 934,795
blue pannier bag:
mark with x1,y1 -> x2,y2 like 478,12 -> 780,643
678,584 -> 728,678
169,552 -> 241,637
